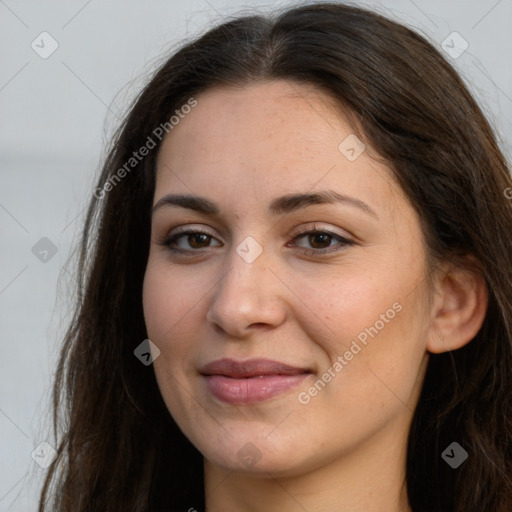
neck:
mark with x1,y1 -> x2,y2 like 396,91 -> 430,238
204,417 -> 412,512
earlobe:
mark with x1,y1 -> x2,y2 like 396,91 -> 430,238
426,261 -> 488,354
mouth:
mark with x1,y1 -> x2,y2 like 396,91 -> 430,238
199,358 -> 313,405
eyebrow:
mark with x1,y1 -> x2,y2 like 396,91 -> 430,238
152,190 -> 378,219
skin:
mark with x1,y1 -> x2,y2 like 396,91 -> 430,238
142,80 -> 488,512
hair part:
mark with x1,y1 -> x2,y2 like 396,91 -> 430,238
40,3 -> 512,511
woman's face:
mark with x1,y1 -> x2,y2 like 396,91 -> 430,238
143,80 -> 433,476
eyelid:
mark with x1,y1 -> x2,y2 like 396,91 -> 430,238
158,222 -> 355,255
288,223 -> 355,253
291,222 -> 352,240
158,225 -> 223,250
168,224 -> 218,236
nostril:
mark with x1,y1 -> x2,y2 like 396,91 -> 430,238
248,322 -> 268,329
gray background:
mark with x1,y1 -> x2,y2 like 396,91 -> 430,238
0,0 -> 510,509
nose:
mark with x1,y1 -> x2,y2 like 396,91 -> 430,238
206,242 -> 287,338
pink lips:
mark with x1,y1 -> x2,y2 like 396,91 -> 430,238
200,358 -> 312,405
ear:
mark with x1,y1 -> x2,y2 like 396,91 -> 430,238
426,258 -> 488,354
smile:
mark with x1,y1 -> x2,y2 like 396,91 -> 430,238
199,358 -> 313,405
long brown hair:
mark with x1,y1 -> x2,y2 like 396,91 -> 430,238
39,3 -> 512,511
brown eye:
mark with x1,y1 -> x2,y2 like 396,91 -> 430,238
161,229 -> 222,252
188,233 -> 211,248
307,232 -> 333,249
290,228 -> 355,255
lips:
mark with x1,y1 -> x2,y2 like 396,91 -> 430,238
200,358 -> 313,404
200,357 -> 311,378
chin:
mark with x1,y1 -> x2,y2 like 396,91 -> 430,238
197,428 -> 321,477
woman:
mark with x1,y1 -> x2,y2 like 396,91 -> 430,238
38,2 -> 512,511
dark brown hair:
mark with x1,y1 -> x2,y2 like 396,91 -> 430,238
39,3 -> 512,511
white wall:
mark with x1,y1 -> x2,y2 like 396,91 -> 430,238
0,0 -> 510,509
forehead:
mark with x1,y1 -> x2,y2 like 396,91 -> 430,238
154,80 -> 401,216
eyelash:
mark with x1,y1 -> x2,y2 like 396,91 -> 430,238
290,224 -> 355,254
159,224 -> 355,256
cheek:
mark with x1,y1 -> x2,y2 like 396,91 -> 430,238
142,259 -> 216,382
293,262 -> 428,403
142,261 -> 201,343
142,262 -> 204,421
293,267 -> 401,347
